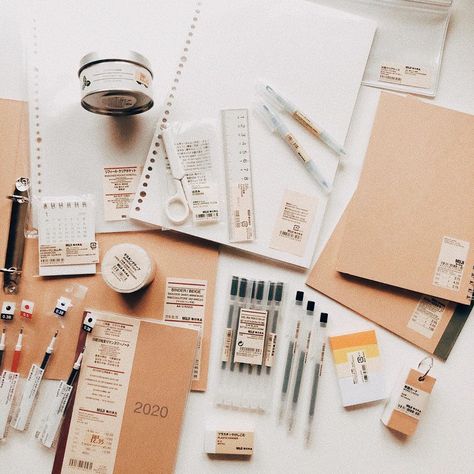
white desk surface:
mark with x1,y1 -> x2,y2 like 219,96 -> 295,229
1,1 -> 473,473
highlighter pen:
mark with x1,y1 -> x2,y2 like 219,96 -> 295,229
40,331 -> 59,371
256,102 -> 332,194
258,82 -> 346,156
305,312 -> 328,446
11,328 -> 23,372
0,329 -> 5,369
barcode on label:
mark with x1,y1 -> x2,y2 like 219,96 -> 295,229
68,458 -> 93,470
279,230 -> 302,241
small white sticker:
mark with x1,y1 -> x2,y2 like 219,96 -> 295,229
221,328 -> 233,363
1,302 -> 15,321
395,383 -> 430,419
270,190 -> 318,257
433,236 -> 470,292
234,308 -> 268,365
20,300 -> 35,319
163,278 -> 207,381
379,63 -> 432,89
103,165 -> 142,221
39,241 -> 99,266
348,350 -> 369,385
408,295 -> 447,339
264,332 -> 277,368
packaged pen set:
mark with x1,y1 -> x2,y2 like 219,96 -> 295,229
216,276 -> 286,412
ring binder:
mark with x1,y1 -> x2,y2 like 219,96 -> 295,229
2,177 -> 30,294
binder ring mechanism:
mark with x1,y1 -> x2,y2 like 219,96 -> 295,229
417,356 -> 433,382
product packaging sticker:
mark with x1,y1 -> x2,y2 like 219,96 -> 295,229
205,430 -> 254,455
407,295 -> 448,339
264,332 -> 277,368
174,137 -> 220,224
20,299 -> 35,319
395,382 -> 431,420
221,328 -> 233,363
1,301 -> 15,320
433,236 -> 470,292
379,63 -> 432,89
39,241 -> 99,267
61,314 -> 140,473
37,380 -> 73,448
0,371 -> 20,439
234,308 -> 268,365
229,184 -> 255,242
163,278 -> 207,381
270,189 -> 318,257
103,166 -> 142,221
11,364 -> 45,431
347,350 -> 369,384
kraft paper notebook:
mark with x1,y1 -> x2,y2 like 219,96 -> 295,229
52,310 -> 198,474
336,93 -> 474,305
0,99 -> 218,391
306,203 -> 471,360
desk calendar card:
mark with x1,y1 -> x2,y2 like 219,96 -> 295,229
38,196 -> 98,276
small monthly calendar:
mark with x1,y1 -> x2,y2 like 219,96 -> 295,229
38,196 -> 99,276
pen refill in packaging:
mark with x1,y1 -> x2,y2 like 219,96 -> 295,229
329,329 -> 386,407
381,357 -> 436,436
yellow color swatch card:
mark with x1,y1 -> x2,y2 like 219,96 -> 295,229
329,330 -> 386,407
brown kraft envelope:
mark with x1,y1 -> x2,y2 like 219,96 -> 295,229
0,99 -> 218,391
53,311 -> 198,474
336,92 -> 474,305
306,202 -> 471,360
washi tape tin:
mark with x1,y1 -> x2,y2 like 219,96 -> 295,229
78,51 -> 154,116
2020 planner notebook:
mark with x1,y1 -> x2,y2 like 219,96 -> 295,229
53,310 -> 198,474
336,93 -> 474,304
129,0 -> 376,267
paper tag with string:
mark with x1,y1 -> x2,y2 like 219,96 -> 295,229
381,357 -> 436,436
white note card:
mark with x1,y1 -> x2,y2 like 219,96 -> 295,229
38,196 -> 98,276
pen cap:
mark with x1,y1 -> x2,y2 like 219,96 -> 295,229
256,281 -> 265,301
275,282 -> 284,303
256,81 -> 297,114
230,276 -> 239,297
254,102 -> 287,135
295,290 -> 304,305
238,278 -> 248,299
320,312 -> 328,326
268,282 -> 275,302
306,301 -> 315,313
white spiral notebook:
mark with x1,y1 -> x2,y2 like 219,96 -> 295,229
28,0 -> 375,267
130,0 -> 376,267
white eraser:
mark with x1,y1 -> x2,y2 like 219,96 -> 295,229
204,430 -> 254,456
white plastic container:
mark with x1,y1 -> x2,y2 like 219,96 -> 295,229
101,243 -> 156,293
78,51 -> 154,115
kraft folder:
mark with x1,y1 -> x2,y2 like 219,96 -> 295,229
0,99 -> 218,391
336,92 -> 474,305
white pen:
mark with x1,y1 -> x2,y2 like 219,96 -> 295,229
256,102 -> 332,194
258,82 -> 346,156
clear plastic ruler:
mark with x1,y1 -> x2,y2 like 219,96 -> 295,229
222,109 -> 256,242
